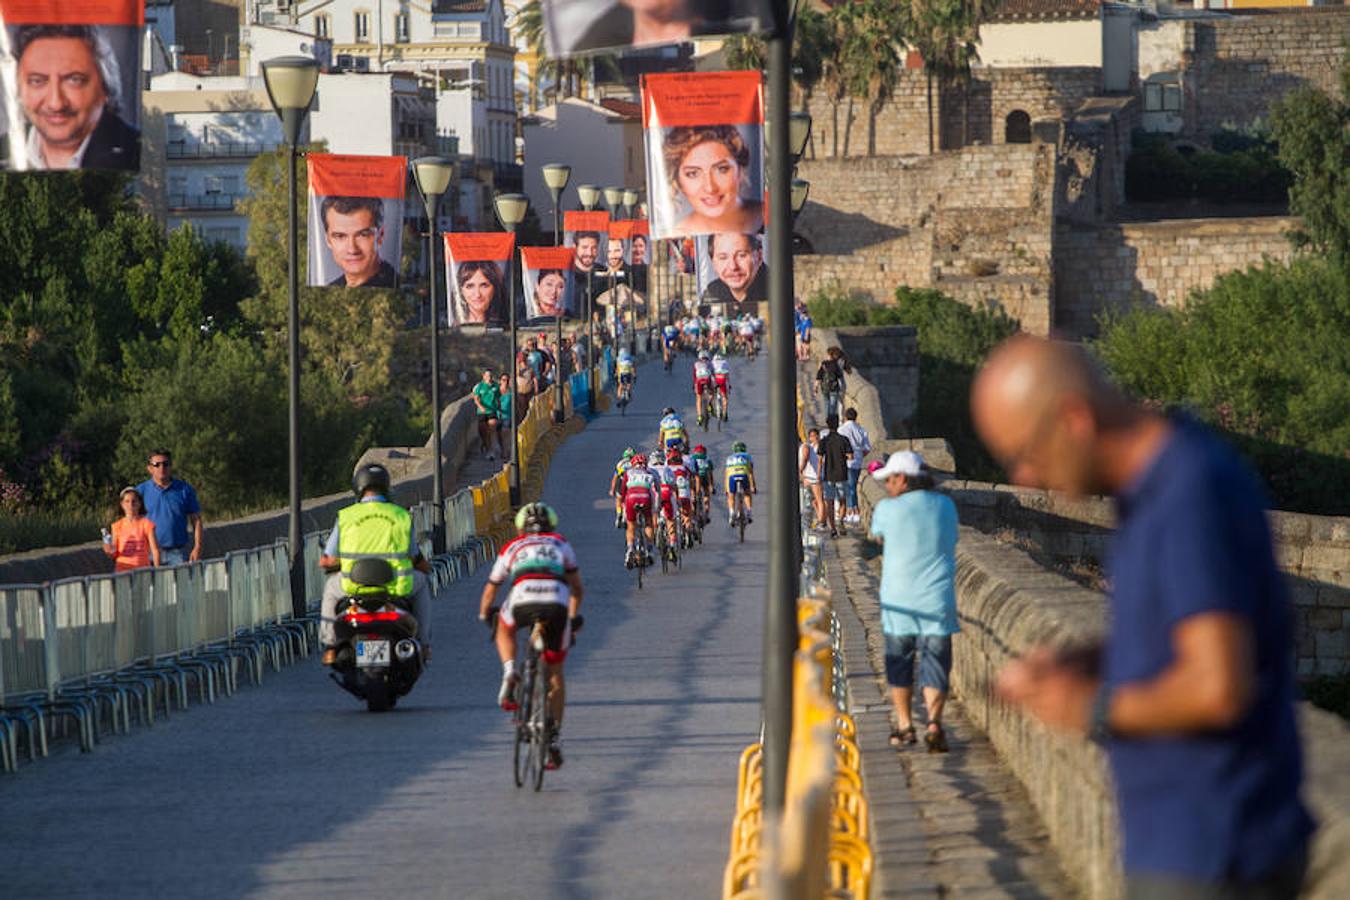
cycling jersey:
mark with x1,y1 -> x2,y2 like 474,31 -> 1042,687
488,533 -> 578,610
622,466 -> 659,524
617,358 -> 635,376
725,451 -> 754,491
691,454 -> 713,480
738,321 -> 755,337
711,356 -> 730,375
693,360 -> 712,380
662,325 -> 679,346
683,319 -> 701,337
667,463 -> 694,500
659,414 -> 686,447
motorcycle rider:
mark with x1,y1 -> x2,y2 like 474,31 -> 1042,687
319,463 -> 434,666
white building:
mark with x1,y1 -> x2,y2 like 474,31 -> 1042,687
310,71 -> 441,159
520,98 -> 646,228
239,22 -> 333,76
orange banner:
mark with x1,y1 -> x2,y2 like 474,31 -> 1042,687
642,71 -> 763,129
520,246 -> 576,272
1,0 -> 144,24
608,220 -> 635,240
308,154 -> 407,199
631,220 -> 649,236
444,232 -> 515,262
563,210 -> 610,234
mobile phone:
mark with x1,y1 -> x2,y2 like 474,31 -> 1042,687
101,527 -> 112,545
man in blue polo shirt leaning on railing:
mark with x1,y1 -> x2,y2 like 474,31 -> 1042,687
136,448 -> 203,566
971,336 -> 1314,899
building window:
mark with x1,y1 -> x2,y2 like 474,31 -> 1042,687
1004,110 -> 1031,144
355,11 -> 370,42
1144,79 -> 1182,113
315,14 -> 330,39
395,13 -> 410,42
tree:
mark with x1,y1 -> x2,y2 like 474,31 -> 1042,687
836,0 -> 908,156
513,0 -> 583,104
908,0 -> 998,153
1271,49 -> 1350,266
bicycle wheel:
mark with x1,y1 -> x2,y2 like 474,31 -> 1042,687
513,660 -> 534,788
530,658 -> 548,792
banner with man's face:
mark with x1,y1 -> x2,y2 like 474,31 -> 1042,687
563,210 -> 609,275
520,246 -> 577,323
445,232 -> 515,328
538,0 -> 771,58
307,153 -> 406,289
641,70 -> 764,242
696,231 -> 769,311
0,0 -> 145,172
607,219 -> 635,270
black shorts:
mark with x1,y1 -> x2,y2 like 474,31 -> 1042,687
506,603 -> 570,655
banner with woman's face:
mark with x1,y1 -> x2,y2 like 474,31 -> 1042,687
307,153 -> 407,289
444,232 -> 515,327
1,0 -> 145,172
630,220 -> 650,267
539,0 -> 771,58
520,246 -> 577,323
563,210 -> 610,274
641,70 -> 764,241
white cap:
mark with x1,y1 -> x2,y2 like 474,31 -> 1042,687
871,450 -> 926,481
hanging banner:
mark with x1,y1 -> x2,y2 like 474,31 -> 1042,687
444,232 -> 515,327
695,231 -> 769,315
563,209 -> 609,275
629,220 -> 650,266
520,245 -> 577,324
607,219 -> 635,268
540,0 -> 772,58
307,153 -> 406,289
667,237 -> 696,275
641,70 -> 764,241
1,0 -> 146,171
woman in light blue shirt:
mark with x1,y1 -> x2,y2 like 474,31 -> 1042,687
868,450 -> 958,753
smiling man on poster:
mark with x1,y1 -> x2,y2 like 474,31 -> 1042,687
320,195 -> 396,288
704,231 -> 767,312
307,153 -> 407,290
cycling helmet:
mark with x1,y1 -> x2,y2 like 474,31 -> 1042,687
622,447 -> 635,460
698,351 -> 710,360
693,444 -> 707,454
352,463 -> 391,497
662,406 -> 676,417
732,441 -> 747,453
713,352 -> 725,360
514,502 -> 558,534
651,449 -> 665,464
619,349 -> 632,361
631,454 -> 647,467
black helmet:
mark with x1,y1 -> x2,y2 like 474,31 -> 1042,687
352,463 -> 391,497
515,502 -> 558,534
662,406 -> 676,417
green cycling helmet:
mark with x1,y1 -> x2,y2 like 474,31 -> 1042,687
622,447 -> 635,460
732,441 -> 747,453
515,502 -> 559,534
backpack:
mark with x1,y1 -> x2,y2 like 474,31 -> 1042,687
823,363 -> 842,393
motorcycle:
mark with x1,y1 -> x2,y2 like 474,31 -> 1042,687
329,559 -> 424,712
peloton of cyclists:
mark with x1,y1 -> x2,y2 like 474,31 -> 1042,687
724,440 -> 757,527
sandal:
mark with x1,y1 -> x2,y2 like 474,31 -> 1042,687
925,725 -> 949,754
889,725 -> 917,748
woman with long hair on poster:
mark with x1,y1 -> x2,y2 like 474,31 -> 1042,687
662,124 -> 764,236
455,260 -> 508,325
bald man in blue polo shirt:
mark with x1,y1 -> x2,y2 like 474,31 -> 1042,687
972,336 -> 1313,898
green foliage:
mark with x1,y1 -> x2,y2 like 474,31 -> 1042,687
806,287 -> 1018,478
1094,258 -> 1350,514
1125,131 -> 1291,204
1270,50 -> 1350,263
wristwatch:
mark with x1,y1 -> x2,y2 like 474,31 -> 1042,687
1088,682 -> 1115,745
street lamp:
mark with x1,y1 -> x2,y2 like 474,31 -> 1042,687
541,163 -> 572,423
413,155 -> 455,555
602,186 -> 633,355
622,187 -> 639,221
791,178 -> 810,217
261,54 -> 319,620
790,111 -> 813,162
622,187 -> 642,335
576,184 -> 601,405
494,191 -> 529,506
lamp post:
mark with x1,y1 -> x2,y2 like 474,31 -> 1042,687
622,187 -> 641,338
494,192 -> 529,506
413,155 -> 455,555
541,163 -> 572,423
577,183 -> 601,407
791,178 -> 810,219
603,186 -> 631,355
261,55 -> 319,620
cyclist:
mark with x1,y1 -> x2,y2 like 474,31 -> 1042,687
724,440 -> 757,527
738,316 -> 757,356
609,447 -> 636,528
720,315 -> 734,353
682,314 -> 701,353
690,443 -> 715,525
648,449 -> 681,560
692,352 -> 714,421
662,321 -> 679,369
621,453 -> 659,568
478,502 -> 584,770
665,450 -> 698,546
616,349 -> 636,403
659,406 -> 688,454
711,351 -> 732,419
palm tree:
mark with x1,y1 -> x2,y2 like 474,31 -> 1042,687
512,0 -> 581,105
908,0 -> 999,154
837,0 -> 908,156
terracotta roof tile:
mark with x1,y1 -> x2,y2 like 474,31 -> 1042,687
990,0 -> 1099,22
600,97 -> 642,120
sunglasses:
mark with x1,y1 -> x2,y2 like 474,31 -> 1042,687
149,461 -> 171,468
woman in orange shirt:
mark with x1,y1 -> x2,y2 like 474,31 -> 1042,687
103,487 -> 161,571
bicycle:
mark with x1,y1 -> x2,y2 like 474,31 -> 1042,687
663,347 -> 674,375
632,509 -> 652,589
697,400 -> 710,431
616,380 -> 632,416
732,484 -> 750,543
512,619 -> 551,792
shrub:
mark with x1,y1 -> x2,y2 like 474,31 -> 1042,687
1124,131 -> 1291,205
1094,257 -> 1350,515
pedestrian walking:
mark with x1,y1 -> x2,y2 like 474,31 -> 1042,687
103,486 -> 161,572
496,372 -> 513,458
816,414 -> 853,537
136,449 -> 203,565
798,427 -> 824,528
867,451 -> 958,753
815,346 -> 850,421
836,407 -> 872,525
972,336 -> 1314,897
472,370 -> 500,460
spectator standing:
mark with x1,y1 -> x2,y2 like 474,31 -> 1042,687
972,336 -> 1314,897
816,414 -> 853,537
798,427 -> 824,528
472,370 -> 500,460
836,407 -> 872,525
137,449 -> 203,565
815,346 -> 850,421
496,372 -> 513,457
794,303 -> 813,363
868,451 -> 958,753
515,352 -> 538,415
103,486 -> 161,572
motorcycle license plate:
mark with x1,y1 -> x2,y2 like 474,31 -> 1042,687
355,640 -> 390,668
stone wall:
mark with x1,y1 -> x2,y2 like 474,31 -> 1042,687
808,326 -> 919,437
1054,216 -> 1298,337
1183,10 -> 1350,142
